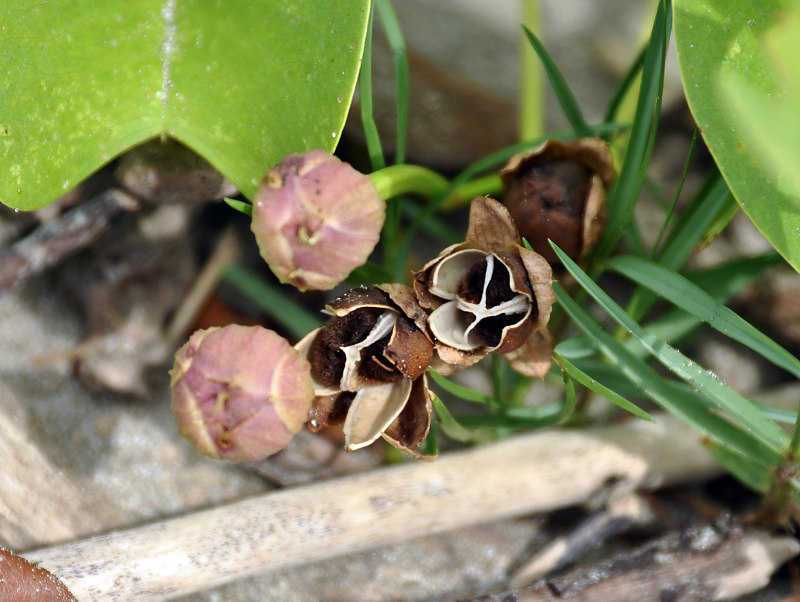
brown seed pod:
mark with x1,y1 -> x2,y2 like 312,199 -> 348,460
414,197 -> 555,378
295,285 -> 436,459
500,138 -> 616,265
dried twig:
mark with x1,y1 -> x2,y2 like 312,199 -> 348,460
0,383 -> 126,550
0,189 -> 139,292
26,413 -> 722,601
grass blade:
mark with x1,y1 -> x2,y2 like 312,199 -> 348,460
598,0 -> 671,258
554,280 -> 782,467
608,255 -> 800,380
223,265 -> 323,341
224,198 -> 252,217
431,395 -> 493,443
429,370 -> 503,408
522,25 -> 592,137
555,352 -> 654,421
554,244 -> 789,454
359,1 -> 385,171
603,45 -> 647,127
375,0 -> 409,165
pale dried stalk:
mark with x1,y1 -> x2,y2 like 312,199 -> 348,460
0,384 -> 126,550
26,413 -> 721,600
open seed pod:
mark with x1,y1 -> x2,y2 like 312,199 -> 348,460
500,138 -> 616,265
295,285 -> 436,460
414,197 -> 555,378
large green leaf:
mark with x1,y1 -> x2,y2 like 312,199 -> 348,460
674,0 -> 800,273
0,1 -> 369,210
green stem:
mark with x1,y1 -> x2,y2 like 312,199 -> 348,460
518,0 -> 543,141
369,164 -> 449,201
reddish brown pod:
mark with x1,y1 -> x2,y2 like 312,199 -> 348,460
295,284 -> 436,460
500,138 -> 616,265
414,197 -> 555,378
0,547 -> 76,601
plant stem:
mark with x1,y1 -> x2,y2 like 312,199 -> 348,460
369,164 -> 449,201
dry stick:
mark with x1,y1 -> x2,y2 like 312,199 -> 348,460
26,413 -> 722,601
0,189 -> 139,292
0,384 -> 127,550
163,225 -> 242,347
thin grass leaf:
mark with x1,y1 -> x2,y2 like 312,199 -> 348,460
359,2 -> 385,171
622,252 -> 781,358
554,336 -> 598,359
561,363 -> 578,420
598,0 -> 671,258
570,358 -> 648,399
556,253 -> 777,361
400,202 -> 462,245
429,370 -> 503,408
705,442 -> 771,493
657,171 -> 733,268
622,170 -> 733,325
554,245 -> 789,454
375,0 -> 409,165
696,197 -> 739,252
224,197 -> 252,217
431,395 -> 492,443
455,402 -> 566,429
522,25 -> 592,137
753,402 -> 798,425
555,280 -> 782,468
608,255 -> 800,381
223,265 -> 323,341
651,128 -> 698,257
555,352 -> 654,421
603,45 -> 647,127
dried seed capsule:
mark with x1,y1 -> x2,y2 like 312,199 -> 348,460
170,325 -> 314,462
295,285 -> 436,459
414,197 -> 555,378
251,150 -> 385,291
500,138 -> 616,265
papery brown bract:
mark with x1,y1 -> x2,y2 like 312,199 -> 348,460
251,150 -> 385,292
296,285 -> 436,460
170,325 -> 314,462
414,197 -> 555,378
500,138 -> 615,265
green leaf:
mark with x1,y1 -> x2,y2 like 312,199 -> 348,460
521,25 -> 592,138
598,0 -> 671,258
223,198 -> 252,217
555,352 -> 654,421
431,395 -> 493,444
428,370 -> 503,409
674,0 -> 800,273
223,264 -> 323,341
554,280 -> 781,469
1,1 -> 369,210
608,255 -> 800,380
553,243 -> 789,454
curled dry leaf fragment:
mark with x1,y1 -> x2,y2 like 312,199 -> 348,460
170,325 -> 314,462
0,547 -> 77,602
296,285 -> 436,460
500,138 -> 616,265
251,149 -> 385,291
414,197 -> 555,377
